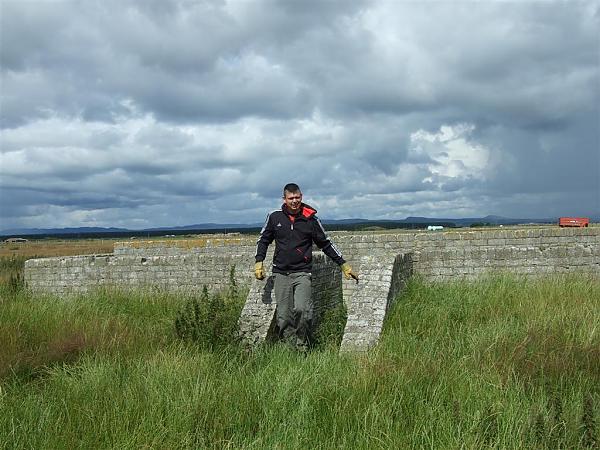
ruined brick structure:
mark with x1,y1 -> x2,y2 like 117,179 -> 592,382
25,227 -> 600,351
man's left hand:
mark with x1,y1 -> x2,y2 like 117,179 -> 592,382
341,263 -> 358,282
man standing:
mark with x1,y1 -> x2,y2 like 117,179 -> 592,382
254,183 -> 358,352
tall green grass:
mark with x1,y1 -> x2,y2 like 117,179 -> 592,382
1,273 -> 598,449
0,256 -> 26,294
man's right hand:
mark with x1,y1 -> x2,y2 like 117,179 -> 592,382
254,261 -> 265,280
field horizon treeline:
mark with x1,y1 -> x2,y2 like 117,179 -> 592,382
0,247 -> 599,448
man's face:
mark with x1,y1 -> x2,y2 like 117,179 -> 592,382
283,190 -> 302,213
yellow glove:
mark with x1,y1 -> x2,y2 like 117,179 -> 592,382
254,261 -> 265,280
341,262 -> 358,282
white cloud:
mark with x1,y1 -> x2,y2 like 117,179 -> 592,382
410,123 -> 491,181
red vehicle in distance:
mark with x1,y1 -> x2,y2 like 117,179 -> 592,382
559,217 -> 590,227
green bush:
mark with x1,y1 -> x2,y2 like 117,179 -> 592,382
174,266 -> 246,350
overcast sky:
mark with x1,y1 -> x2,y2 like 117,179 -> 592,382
1,0 -> 599,230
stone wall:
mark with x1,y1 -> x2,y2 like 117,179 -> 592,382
338,253 -> 412,352
24,226 -> 600,351
112,228 -> 600,282
332,227 -> 600,279
24,253 -> 254,295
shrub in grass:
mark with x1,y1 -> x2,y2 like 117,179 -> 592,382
174,266 -> 246,350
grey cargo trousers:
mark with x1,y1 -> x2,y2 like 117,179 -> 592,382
273,272 -> 312,349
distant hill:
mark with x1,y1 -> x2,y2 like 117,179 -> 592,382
144,223 -> 262,231
0,215 -> 572,238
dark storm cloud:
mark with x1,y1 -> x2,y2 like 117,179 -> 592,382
0,0 -> 598,230
1,0 -> 371,126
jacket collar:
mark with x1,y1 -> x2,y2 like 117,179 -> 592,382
282,203 -> 317,219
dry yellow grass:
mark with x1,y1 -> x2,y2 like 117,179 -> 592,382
0,239 -> 115,259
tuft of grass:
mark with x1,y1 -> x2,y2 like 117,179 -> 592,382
582,393 -> 598,448
0,256 -> 26,295
312,301 -> 347,350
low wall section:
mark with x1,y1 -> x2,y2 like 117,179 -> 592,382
23,253 -> 254,295
109,227 -> 600,280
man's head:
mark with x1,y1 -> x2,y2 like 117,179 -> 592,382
282,183 -> 302,213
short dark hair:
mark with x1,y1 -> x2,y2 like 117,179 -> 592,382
283,183 -> 301,196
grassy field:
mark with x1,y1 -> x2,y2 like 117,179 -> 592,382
0,247 -> 599,448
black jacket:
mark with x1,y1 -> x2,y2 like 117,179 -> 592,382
255,203 -> 346,274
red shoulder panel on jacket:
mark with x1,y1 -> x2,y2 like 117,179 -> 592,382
302,206 -> 316,218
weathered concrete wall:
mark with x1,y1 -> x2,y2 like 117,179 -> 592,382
24,227 -> 600,351
339,253 -> 413,352
24,253 -> 254,295
408,228 -> 599,280
112,228 -> 600,283
333,227 -> 600,280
